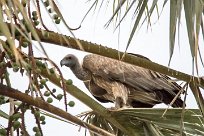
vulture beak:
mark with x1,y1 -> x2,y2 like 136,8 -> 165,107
60,59 -> 65,67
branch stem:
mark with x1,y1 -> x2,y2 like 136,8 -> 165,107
0,83 -> 114,136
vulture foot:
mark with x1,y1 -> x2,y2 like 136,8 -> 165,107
115,97 -> 124,108
115,97 -> 131,109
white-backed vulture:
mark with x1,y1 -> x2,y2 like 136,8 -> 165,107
60,53 -> 183,108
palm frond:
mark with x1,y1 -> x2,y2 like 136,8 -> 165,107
83,108 -> 203,136
0,109 -> 9,119
169,0 -> 182,64
87,0 -> 204,63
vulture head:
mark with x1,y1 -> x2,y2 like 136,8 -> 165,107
60,54 -> 90,81
60,54 -> 79,68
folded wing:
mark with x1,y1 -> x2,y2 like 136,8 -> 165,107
83,54 -> 183,107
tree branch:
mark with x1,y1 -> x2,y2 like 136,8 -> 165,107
189,83 -> 204,116
34,29 -> 204,88
0,83 -> 114,136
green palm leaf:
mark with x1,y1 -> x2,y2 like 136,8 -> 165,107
0,109 -> 9,119
84,108 -> 203,135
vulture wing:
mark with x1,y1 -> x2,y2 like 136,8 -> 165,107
83,54 -> 183,107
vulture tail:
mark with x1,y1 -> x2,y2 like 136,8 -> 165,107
163,91 -> 184,107
171,97 -> 184,107
157,89 -> 184,107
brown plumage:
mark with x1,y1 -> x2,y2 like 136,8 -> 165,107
60,53 -> 183,108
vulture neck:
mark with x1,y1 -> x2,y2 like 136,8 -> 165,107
70,62 -> 90,81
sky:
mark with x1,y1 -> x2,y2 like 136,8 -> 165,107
1,0 -> 204,136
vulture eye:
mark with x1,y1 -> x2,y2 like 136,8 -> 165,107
67,56 -> 72,60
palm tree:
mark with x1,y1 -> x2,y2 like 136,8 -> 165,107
0,0 -> 203,135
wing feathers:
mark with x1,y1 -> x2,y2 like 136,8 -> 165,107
83,54 -> 183,107
83,54 -> 179,93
